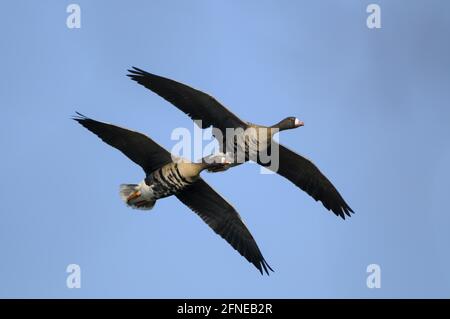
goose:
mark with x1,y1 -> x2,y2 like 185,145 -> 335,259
127,67 -> 354,219
73,113 -> 273,275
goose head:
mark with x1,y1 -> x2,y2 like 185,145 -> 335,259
271,117 -> 304,131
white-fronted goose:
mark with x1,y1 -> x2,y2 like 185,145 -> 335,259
73,113 -> 273,275
127,67 -> 354,219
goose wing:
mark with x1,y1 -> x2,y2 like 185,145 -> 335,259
73,113 -> 172,174
260,142 -> 354,219
127,67 -> 247,134
176,178 -> 273,275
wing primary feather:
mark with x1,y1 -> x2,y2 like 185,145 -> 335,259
72,112 -> 173,174
127,66 -> 247,133
260,142 -> 355,219
175,179 -> 273,276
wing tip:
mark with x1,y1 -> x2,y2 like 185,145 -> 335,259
72,111 -> 89,122
258,258 -> 274,276
127,66 -> 149,80
332,201 -> 355,220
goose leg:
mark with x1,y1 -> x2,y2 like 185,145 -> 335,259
127,190 -> 141,202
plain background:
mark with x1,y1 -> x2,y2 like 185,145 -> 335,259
0,1 -> 449,298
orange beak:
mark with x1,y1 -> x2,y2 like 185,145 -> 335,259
294,118 -> 304,127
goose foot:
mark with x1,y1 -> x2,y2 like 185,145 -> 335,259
127,190 -> 141,202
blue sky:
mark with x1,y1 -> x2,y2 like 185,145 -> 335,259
0,0 -> 449,298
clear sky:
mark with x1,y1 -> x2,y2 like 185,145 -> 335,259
1,0 -> 449,298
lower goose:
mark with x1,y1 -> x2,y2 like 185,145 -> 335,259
73,113 -> 273,275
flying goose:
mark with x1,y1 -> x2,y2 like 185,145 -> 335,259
127,67 -> 354,219
73,113 -> 273,275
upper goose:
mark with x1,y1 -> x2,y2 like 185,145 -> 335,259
128,67 -> 354,219
73,113 -> 272,275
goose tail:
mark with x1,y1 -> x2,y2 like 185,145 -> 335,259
119,184 -> 155,210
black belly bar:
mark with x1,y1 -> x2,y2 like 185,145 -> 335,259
146,164 -> 193,199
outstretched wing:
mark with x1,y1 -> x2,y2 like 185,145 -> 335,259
127,67 -> 247,134
176,178 -> 273,275
73,113 -> 172,174
260,142 -> 354,219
